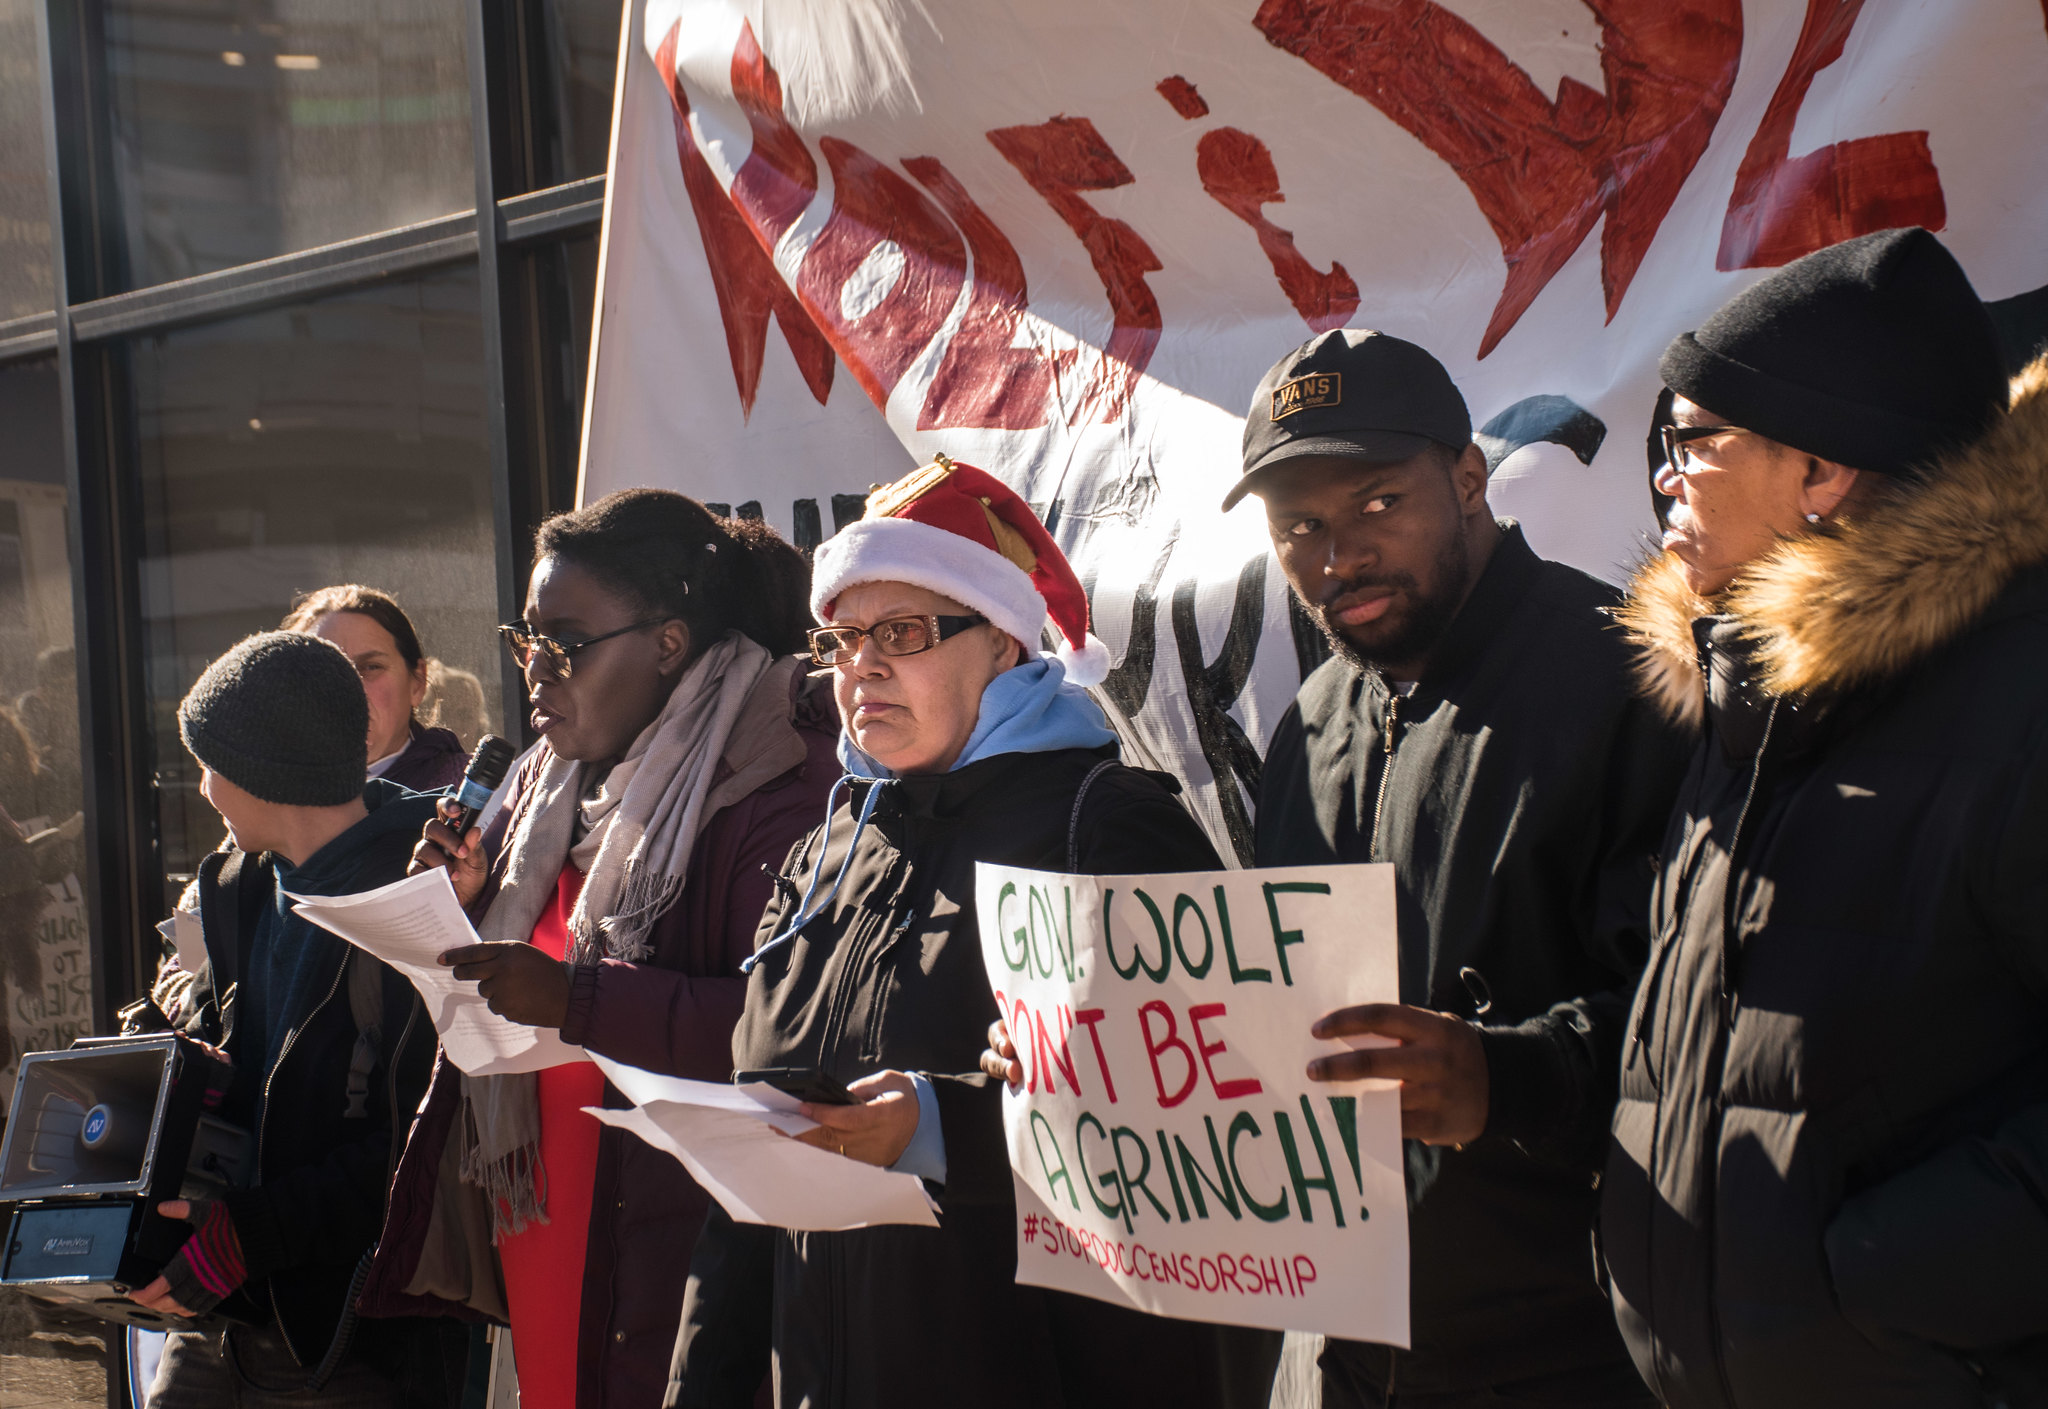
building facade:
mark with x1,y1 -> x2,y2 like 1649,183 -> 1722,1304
0,3 -> 618,1390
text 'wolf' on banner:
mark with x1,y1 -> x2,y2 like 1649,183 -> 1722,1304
974,860 -> 1406,1342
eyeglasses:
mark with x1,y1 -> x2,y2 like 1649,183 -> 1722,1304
498,619 -> 663,680
807,614 -> 989,666
1658,422 -> 1746,476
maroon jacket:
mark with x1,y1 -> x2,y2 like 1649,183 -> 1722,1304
362,668 -> 838,1409
378,722 -> 468,793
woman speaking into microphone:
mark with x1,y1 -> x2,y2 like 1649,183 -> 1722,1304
670,460 -> 1281,1409
359,490 -> 837,1409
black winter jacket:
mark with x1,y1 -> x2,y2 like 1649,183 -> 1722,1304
1605,359 -> 2048,1408
671,746 -> 1281,1409
182,781 -> 449,1372
1256,524 -> 1692,1396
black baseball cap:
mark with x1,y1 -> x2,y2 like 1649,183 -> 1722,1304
1224,329 -> 1472,510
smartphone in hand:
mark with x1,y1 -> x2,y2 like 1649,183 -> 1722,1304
733,1066 -> 856,1106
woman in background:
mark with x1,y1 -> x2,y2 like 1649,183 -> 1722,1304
282,584 -> 468,791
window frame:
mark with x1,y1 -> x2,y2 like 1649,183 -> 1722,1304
2,0 -> 607,1036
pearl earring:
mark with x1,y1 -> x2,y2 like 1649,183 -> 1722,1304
1805,512 -> 1822,524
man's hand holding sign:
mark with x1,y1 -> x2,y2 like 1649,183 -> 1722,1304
1307,1005 -> 1488,1148
991,1000 -> 1490,1148
976,860 -> 1408,1344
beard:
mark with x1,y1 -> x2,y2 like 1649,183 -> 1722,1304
1313,530 -> 1473,676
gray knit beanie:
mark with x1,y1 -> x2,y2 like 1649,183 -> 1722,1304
178,631 -> 369,806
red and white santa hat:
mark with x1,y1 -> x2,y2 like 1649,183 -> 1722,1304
810,456 -> 1112,687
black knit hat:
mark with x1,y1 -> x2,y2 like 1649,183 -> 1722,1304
178,631 -> 369,806
1660,227 -> 2007,477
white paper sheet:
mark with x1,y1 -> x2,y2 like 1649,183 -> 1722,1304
587,1055 -> 939,1230
285,869 -> 590,1077
157,909 -> 207,975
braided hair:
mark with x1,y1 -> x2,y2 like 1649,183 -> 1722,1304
533,489 -> 811,657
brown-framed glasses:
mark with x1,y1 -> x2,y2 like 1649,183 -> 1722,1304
807,614 -> 989,666
498,619 -> 662,680
1658,422 -> 1744,475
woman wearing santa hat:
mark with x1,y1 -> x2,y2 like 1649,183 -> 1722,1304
669,457 -> 1281,1409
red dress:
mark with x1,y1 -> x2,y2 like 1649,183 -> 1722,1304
496,866 -> 605,1409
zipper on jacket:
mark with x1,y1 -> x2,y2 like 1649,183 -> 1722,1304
809,802 -> 909,1068
256,946 -> 351,1363
1367,689 -> 1402,861
1695,699 -> 1780,1409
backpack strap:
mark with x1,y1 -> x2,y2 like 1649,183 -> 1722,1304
1066,760 -> 1121,873
341,948 -> 387,1120
195,848 -> 268,1049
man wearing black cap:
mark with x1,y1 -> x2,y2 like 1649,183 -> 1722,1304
1240,330 -> 1691,1406
134,631 -> 466,1408
1608,227 -> 2048,1407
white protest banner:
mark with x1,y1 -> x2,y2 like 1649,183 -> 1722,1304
587,0 -> 2048,865
975,859 -> 1406,1343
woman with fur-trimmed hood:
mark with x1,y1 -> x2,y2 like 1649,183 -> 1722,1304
1601,227 -> 2048,1408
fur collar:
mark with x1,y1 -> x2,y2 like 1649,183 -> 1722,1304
1620,352 -> 2048,729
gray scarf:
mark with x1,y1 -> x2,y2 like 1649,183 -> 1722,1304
457,632 -> 778,1237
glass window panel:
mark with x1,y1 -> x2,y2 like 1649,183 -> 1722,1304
102,0 -> 476,289
0,358 -> 92,1065
0,361 -> 112,1396
0,361 -> 111,1390
129,266 -> 503,896
0,0 -> 56,319
507,229 -> 598,511
527,0 -> 618,189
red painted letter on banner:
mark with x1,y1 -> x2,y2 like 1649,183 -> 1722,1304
988,117 -> 1164,422
1717,0 -> 1946,270
904,156 -> 1059,431
1254,0 -> 1742,357
795,139 -> 968,410
726,20 -> 818,245
652,22 -> 832,416
1196,126 -> 1359,334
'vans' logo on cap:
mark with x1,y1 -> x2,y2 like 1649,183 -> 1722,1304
1271,372 -> 1340,421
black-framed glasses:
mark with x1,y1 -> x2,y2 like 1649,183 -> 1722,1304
807,614 -> 989,666
1658,422 -> 1745,475
498,619 -> 663,679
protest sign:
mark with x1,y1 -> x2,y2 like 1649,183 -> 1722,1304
975,860 -> 1406,1344
1,875 -> 91,1118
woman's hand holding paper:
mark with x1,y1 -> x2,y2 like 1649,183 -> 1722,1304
440,939 -> 573,1029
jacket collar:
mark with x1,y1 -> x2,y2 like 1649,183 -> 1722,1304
1621,352 -> 2048,729
865,744 -> 1117,823
283,778 -> 431,894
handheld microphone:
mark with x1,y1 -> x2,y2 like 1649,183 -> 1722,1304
445,734 -> 517,838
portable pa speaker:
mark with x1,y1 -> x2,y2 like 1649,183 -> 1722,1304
0,1033 -> 250,1327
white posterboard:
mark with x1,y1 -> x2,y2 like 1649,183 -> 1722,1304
976,861 -> 1407,1344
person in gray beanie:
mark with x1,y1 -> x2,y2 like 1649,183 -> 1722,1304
1605,226 -> 2048,1407
134,630 -> 469,1409
179,629 -> 373,808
